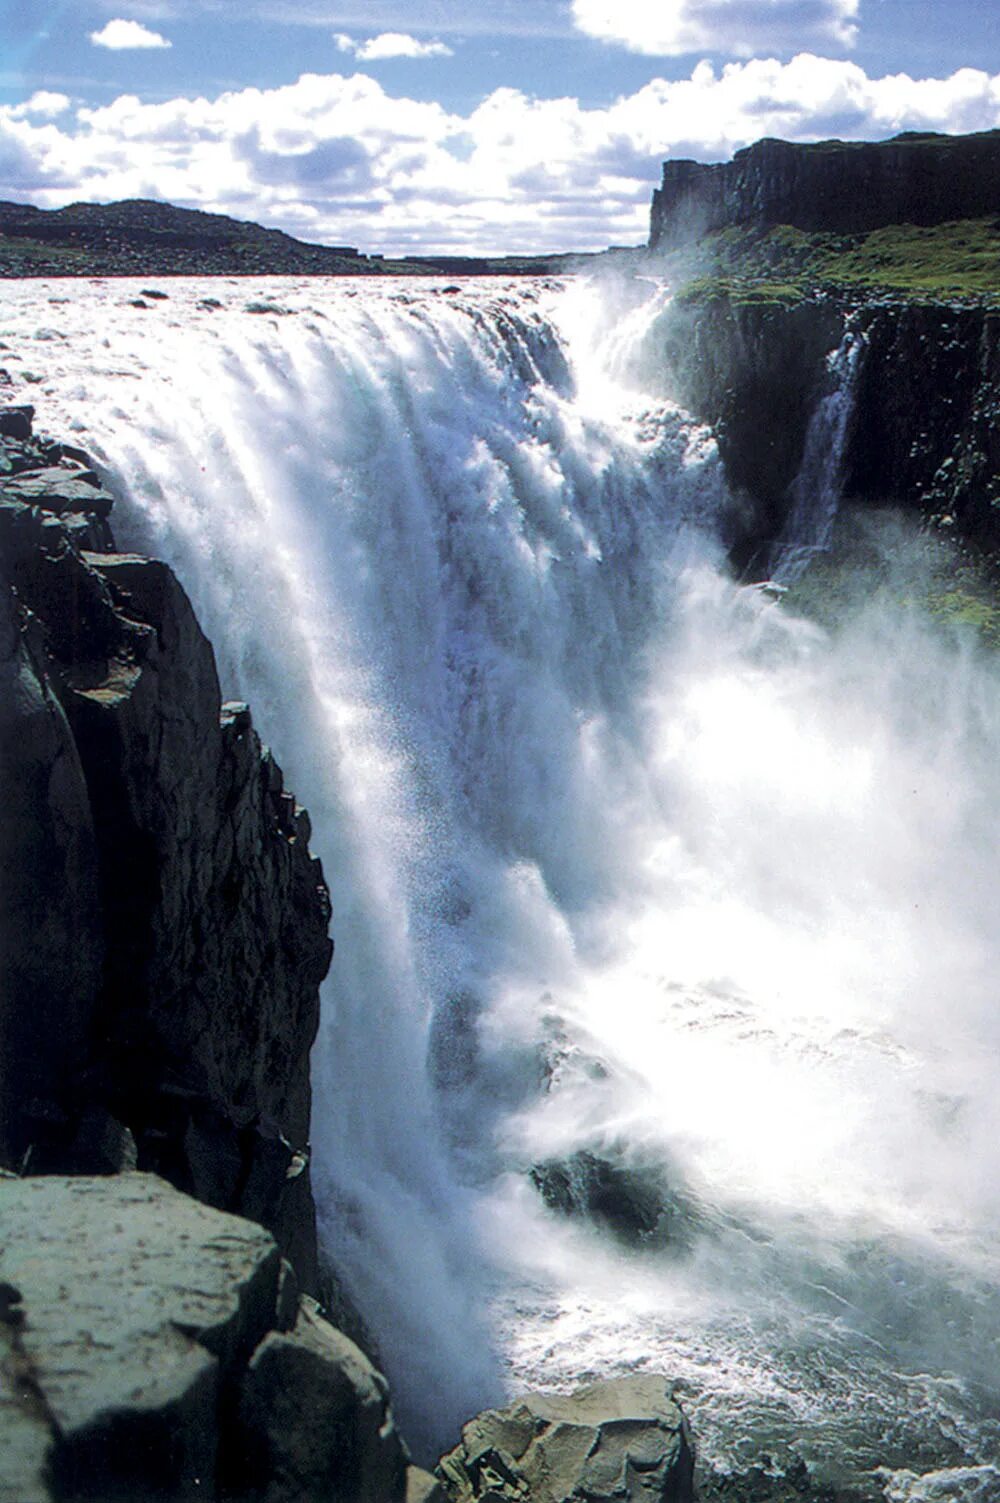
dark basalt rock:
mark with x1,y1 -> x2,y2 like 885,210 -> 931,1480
0,1171 -> 408,1503
655,293 -> 843,572
652,290 -> 1000,571
530,1149 -> 685,1247
843,301 -> 1000,552
650,130 -> 1000,248
0,408 -> 333,1290
437,1375 -> 695,1503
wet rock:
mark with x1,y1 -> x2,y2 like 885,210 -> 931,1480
0,404 -> 34,440
656,293 -> 843,573
437,1375 -> 695,1503
697,1457 -> 880,1502
530,1149 -> 693,1248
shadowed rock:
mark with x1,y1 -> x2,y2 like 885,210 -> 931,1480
0,411 -> 332,1288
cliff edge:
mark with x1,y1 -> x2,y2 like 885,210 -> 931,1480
647,130 -> 1000,571
650,129 -> 1000,247
0,405 -> 332,1286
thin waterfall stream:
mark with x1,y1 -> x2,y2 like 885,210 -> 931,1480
4,272 -> 1000,1499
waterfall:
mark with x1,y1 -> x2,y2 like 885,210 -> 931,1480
771,325 -> 863,582
4,274 -> 1000,1497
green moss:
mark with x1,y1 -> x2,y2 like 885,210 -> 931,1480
780,509 -> 1000,648
922,587 -> 1000,644
685,218 -> 1000,305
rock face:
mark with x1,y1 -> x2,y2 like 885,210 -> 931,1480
0,408 -> 332,1287
437,1376 -> 694,1503
654,294 -> 844,570
653,290 -> 1000,571
0,1171 -> 408,1503
649,130 -> 1000,248
843,301 -> 1000,550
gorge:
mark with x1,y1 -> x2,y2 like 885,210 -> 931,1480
4,131 -> 1000,1503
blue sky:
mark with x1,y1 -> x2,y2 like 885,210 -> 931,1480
1,1 -> 999,254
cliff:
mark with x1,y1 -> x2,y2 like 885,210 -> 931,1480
0,406 -> 332,1286
648,131 -> 1000,571
650,130 -> 1000,247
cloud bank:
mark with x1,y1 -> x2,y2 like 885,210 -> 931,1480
90,18 -> 173,50
571,0 -> 860,56
2,55 -> 999,254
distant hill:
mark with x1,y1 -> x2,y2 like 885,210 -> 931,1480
0,197 -> 584,278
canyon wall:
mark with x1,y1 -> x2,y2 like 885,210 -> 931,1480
0,406 -> 332,1284
656,292 -> 1000,572
650,130 -> 1000,247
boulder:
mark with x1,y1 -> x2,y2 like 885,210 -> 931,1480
235,1296 -> 408,1502
437,1375 -> 694,1503
0,1172 -> 410,1503
0,1172 -> 281,1501
530,1150 -> 695,1249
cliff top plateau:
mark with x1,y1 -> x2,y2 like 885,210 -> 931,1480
649,130 -> 1000,307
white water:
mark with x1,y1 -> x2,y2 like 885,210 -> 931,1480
4,273 -> 1000,1496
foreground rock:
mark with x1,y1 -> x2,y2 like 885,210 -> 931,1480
437,1376 -> 694,1503
0,406 -> 332,1287
0,1171 -> 409,1502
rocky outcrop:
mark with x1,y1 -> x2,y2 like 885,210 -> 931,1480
0,1171 -> 409,1502
650,131 -> 1000,248
843,301 -> 1000,550
653,289 -> 1000,571
655,294 -> 843,570
530,1150 -> 699,1250
437,1376 -> 694,1503
0,407 -> 332,1287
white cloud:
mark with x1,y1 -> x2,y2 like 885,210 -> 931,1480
333,31 -> 454,60
90,18 -> 173,50
572,0 -> 859,56
2,57 -> 1000,255
8,92 -> 72,120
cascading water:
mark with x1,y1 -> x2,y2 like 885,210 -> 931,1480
4,272 -> 1000,1498
771,326 -> 863,582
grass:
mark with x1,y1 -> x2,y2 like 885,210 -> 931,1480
670,218 -> 1000,306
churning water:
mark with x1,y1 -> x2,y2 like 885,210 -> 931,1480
4,273 -> 1000,1499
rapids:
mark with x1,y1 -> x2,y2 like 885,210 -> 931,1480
3,272 -> 1000,1498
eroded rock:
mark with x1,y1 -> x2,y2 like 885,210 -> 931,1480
0,1172 -> 280,1501
437,1375 -> 695,1503
0,1172 -> 408,1503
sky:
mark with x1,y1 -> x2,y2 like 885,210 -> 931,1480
1,1 -> 999,255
